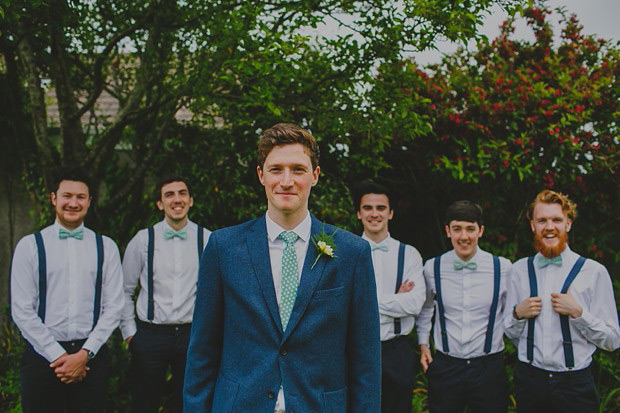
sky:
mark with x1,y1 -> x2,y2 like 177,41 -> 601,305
411,0 -> 620,65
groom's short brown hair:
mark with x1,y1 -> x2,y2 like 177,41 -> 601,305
257,123 -> 319,170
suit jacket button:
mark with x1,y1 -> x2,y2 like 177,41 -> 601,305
267,391 -> 275,399
280,349 -> 287,356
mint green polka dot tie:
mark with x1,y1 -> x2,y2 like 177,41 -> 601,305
279,231 -> 299,331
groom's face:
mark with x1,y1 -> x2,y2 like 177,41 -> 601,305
257,143 -> 320,217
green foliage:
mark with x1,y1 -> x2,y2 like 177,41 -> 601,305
0,308 -> 23,413
356,6 -> 619,270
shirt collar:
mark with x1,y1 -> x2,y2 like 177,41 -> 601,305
54,220 -> 85,233
450,246 -> 482,264
266,212 -> 311,243
162,219 -> 192,233
361,232 -> 392,244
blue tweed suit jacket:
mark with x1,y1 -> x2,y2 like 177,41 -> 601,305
183,215 -> 380,412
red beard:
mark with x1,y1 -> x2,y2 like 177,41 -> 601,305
533,230 -> 568,258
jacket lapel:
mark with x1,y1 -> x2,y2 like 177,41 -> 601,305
246,216 -> 283,335
283,215 -> 327,341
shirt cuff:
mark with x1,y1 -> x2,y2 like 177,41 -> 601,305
120,321 -> 137,340
571,308 -> 594,329
83,337 -> 103,356
46,342 -> 66,363
418,334 -> 430,346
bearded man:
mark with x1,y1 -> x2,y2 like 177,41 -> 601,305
505,190 -> 620,413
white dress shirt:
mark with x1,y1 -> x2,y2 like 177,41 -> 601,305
10,221 -> 124,362
362,233 -> 425,341
504,246 -> 620,371
417,248 -> 512,358
120,219 -> 211,339
265,212 -> 311,413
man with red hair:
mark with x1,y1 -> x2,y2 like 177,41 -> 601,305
505,190 -> 620,412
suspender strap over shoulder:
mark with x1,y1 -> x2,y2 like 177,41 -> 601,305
92,234 -> 104,329
197,226 -> 204,261
147,227 -> 155,321
559,256 -> 586,369
526,256 -> 538,363
434,254 -> 450,353
484,256 -> 501,354
34,232 -> 47,323
393,242 -> 406,335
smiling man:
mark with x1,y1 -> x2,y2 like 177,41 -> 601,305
184,123 -> 380,412
11,168 -> 124,413
416,200 -> 512,412
505,190 -> 620,412
354,180 -> 425,412
120,176 -> 210,412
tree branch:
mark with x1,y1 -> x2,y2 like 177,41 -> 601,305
72,14 -> 152,122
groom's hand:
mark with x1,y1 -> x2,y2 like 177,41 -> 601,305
398,280 -> 414,293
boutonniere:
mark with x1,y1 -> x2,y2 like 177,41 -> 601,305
311,226 -> 338,269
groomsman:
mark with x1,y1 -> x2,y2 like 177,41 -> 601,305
505,190 -> 620,412
417,200 -> 512,412
121,176 -> 210,412
355,181 -> 425,412
184,123 -> 380,411
11,168 -> 124,413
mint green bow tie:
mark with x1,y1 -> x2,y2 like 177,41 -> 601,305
454,260 -> 477,270
59,228 -> 83,240
538,255 -> 562,268
164,228 -> 187,240
369,240 -> 389,252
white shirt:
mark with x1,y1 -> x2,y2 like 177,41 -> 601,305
362,233 -> 425,341
10,221 -> 124,362
417,248 -> 512,358
120,220 -> 211,339
265,212 -> 311,413
504,246 -> 620,371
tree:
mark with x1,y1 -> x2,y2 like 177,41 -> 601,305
350,6 -> 618,266
0,0 -> 523,240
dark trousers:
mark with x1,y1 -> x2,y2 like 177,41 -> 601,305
20,339 -> 109,413
130,320 -> 191,413
515,361 -> 598,413
426,351 -> 508,413
381,336 -> 415,413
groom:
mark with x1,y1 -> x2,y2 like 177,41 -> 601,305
184,123 -> 380,411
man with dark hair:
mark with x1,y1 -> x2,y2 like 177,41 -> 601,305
11,168 -> 124,412
505,190 -> 619,412
184,123 -> 380,411
355,180 -> 425,412
121,175 -> 210,412
417,200 -> 512,412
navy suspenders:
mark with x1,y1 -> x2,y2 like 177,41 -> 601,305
484,256 -> 501,354
93,234 -> 104,327
560,257 -> 586,368
34,231 -> 104,329
34,232 -> 47,322
434,255 -> 450,352
527,255 -> 586,368
526,256 -> 537,363
393,242 -> 406,335
147,227 -> 155,320
434,254 -> 501,354
197,226 -> 204,258
147,225 -> 204,321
